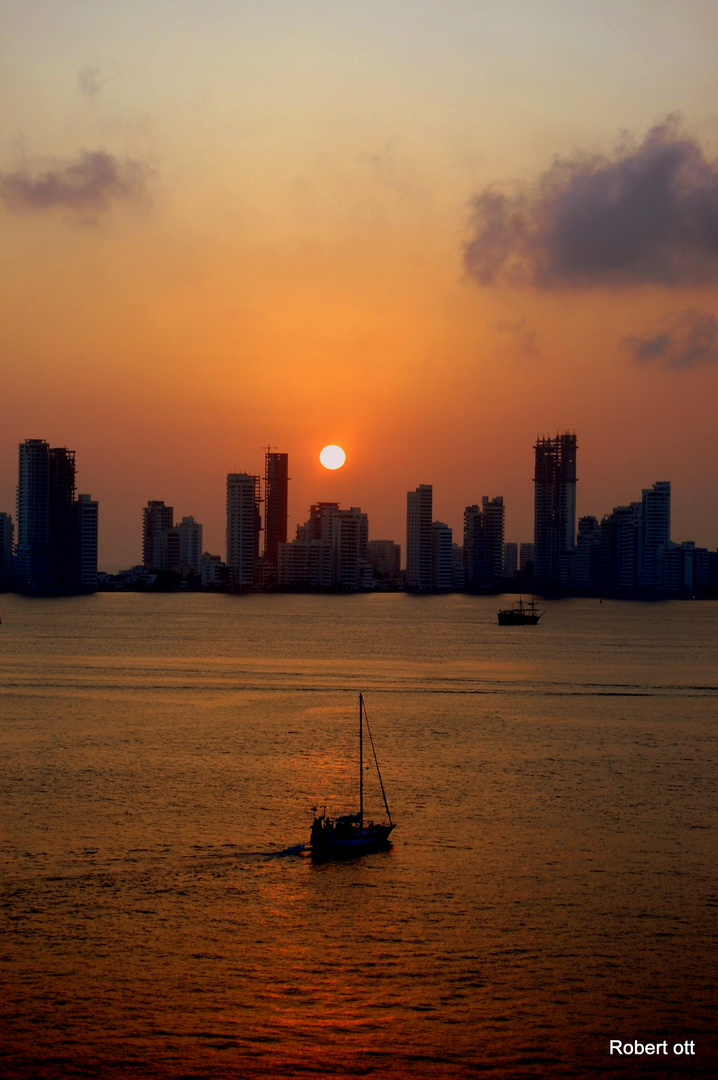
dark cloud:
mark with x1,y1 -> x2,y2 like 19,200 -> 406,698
0,150 -> 151,215
625,308 -> 718,369
464,117 -> 718,288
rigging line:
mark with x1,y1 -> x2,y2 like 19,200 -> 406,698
362,699 -> 392,825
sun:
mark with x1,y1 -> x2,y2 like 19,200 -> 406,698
319,445 -> 346,470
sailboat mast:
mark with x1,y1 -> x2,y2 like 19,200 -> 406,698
359,692 -> 364,824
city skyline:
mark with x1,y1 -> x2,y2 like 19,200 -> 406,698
2,4 -> 718,570
4,432 -> 715,597
3,427 -> 718,576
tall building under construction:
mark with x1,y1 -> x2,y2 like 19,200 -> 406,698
264,451 -> 288,568
533,433 -> 577,586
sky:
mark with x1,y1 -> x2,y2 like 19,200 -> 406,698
2,0 -> 718,571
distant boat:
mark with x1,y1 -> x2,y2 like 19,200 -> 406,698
497,596 -> 543,626
310,693 -> 395,858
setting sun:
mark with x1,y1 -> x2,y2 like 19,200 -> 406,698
319,445 -> 346,470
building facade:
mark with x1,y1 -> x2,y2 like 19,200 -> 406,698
16,438 -> 50,590
599,503 -> 641,592
289,501 -> 368,589
431,521 -> 453,590
366,540 -> 401,585
534,433 -> 578,586
77,494 -> 99,590
406,485 -> 433,590
575,515 -> 601,589
500,544 -> 518,578
464,496 -> 505,588
142,501 -> 174,569
48,447 -> 77,593
178,515 -> 203,575
640,481 -> 670,589
264,451 -> 288,568
519,543 -> 534,574
226,473 -> 261,587
0,512 -> 13,589
16,439 -> 97,593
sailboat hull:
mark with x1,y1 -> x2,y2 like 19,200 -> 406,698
311,823 -> 395,860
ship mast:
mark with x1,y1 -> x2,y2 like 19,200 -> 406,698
359,692 -> 364,825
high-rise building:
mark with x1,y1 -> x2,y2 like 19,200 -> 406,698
366,540 -> 401,585
16,439 -> 97,593
464,496 -> 505,587
142,501 -> 173,569
293,502 -> 368,589
48,447 -> 77,593
330,508 -> 367,590
406,485 -> 433,590
277,538 -> 333,588
575,516 -> 601,589
226,473 -> 261,587
519,542 -> 534,574
77,494 -> 98,590
640,481 -> 670,589
503,544 -> 516,578
451,543 -> 466,589
659,541 -> 710,593
16,439 -> 50,590
178,515 -> 203,575
153,526 -> 180,572
201,552 -> 226,588
599,503 -> 641,592
595,481 -> 672,595
431,521 -> 453,590
534,433 -> 577,586
0,512 -> 13,589
264,452 -> 288,567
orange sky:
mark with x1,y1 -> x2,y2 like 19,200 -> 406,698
1,1 -> 718,570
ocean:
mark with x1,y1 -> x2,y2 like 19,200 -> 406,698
1,592 -> 716,1078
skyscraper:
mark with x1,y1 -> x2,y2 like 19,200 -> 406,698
178,515 -> 203,575
16,439 -> 97,593
464,496 -> 505,588
406,484 -> 432,590
0,512 -> 14,589
226,473 -> 261,587
575,515 -> 601,589
292,501 -> 368,589
142,500 -> 174,568
640,481 -> 670,589
599,502 -> 641,592
48,447 -> 77,593
16,439 -> 50,590
77,494 -> 99,590
533,433 -> 577,586
431,521 -> 453,590
504,543 -> 518,578
264,452 -> 288,568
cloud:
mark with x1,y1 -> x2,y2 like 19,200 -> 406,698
625,308 -> 718,369
78,65 -> 105,101
464,117 -> 718,288
0,150 -> 152,215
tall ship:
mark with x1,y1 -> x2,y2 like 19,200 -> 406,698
497,596 -> 543,626
310,693 -> 395,858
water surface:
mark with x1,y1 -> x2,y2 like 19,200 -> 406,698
1,593 -> 716,1077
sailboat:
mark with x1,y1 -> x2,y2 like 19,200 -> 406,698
497,595 -> 543,625
310,693 -> 395,858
